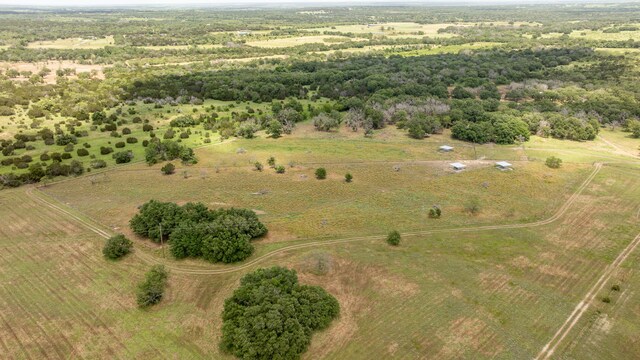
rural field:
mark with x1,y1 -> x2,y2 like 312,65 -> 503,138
1,2 -> 640,360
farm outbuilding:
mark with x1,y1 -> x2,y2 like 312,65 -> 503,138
495,161 -> 513,170
450,162 -> 466,171
439,145 -> 454,152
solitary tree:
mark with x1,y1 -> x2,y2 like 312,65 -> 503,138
315,167 -> 327,180
545,156 -> 562,169
161,162 -> 176,175
103,234 -> 133,260
387,230 -> 401,246
345,173 -> 353,183
254,161 -> 263,171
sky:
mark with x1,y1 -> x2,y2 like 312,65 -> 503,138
0,0 -> 621,7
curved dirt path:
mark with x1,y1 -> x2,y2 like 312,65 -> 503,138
26,163 -> 603,275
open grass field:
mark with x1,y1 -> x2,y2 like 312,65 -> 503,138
1,109 -> 638,358
245,35 -> 355,48
26,36 -> 115,49
304,22 -> 538,39
4,151 -> 637,359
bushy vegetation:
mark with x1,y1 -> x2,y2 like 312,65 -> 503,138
387,230 -> 401,246
144,139 -> 197,165
221,267 -> 339,359
102,234 -> 133,260
545,156 -> 563,169
136,265 -> 168,308
130,200 -> 267,263
315,167 -> 327,180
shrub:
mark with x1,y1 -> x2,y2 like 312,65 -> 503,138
91,159 -> 107,169
115,141 -> 126,148
387,230 -> 401,246
76,148 -> 89,157
163,129 -> 175,139
221,267 -> 339,359
61,153 -> 72,160
122,127 -> 131,135
40,153 -> 50,161
429,206 -> 442,218
275,165 -> 285,174
312,113 -> 341,132
161,162 -> 175,175
63,143 -> 74,152
612,284 -> 621,291
136,265 -> 168,308
126,137 -> 138,144
465,198 -> 481,215
601,296 -> 611,304
55,134 -> 77,146
254,161 -> 263,171
545,156 -> 562,169
142,140 -> 149,147
345,173 -> 353,183
103,234 -> 133,260
315,167 -> 327,180
113,151 -> 133,164
142,124 -> 153,132
267,156 -> 276,167
100,146 -> 114,155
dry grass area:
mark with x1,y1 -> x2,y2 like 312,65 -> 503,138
0,60 -> 107,84
26,36 -> 115,49
246,35 -> 354,48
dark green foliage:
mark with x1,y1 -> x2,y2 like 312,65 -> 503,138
136,265 -> 168,308
131,200 -> 267,252
221,267 -> 339,359
100,146 -> 114,155
142,124 -> 153,132
545,156 -> 563,169
429,206 -> 442,219
315,167 -> 327,180
169,115 -> 197,127
122,127 -> 131,135
266,119 -> 283,138
113,151 -> 133,164
169,208 -> 267,263
267,156 -> 276,167
76,148 -> 89,157
144,140 -> 196,165
55,134 -> 77,146
345,173 -> 353,183
60,153 -> 72,160
626,119 -> 640,138
275,165 -> 285,174
103,234 -> 133,260
387,230 -> 401,246
115,141 -> 126,148
452,86 -> 474,99
161,162 -> 175,175
254,161 -> 263,171
126,137 -> 138,144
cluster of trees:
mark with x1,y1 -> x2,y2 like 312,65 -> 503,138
221,267 -> 339,359
129,200 -> 267,263
144,139 -> 197,165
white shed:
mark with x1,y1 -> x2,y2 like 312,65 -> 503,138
495,161 -> 513,170
450,162 -> 466,171
439,145 -> 454,152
